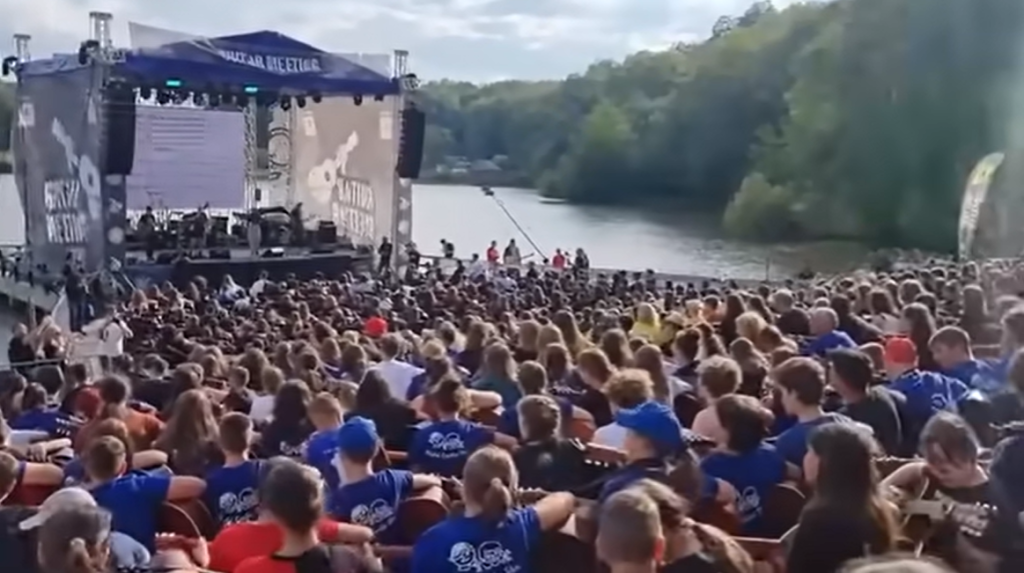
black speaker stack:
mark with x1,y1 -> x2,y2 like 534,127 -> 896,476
396,105 -> 426,179
103,83 -> 137,176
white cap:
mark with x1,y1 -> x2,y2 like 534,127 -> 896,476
19,487 -> 97,530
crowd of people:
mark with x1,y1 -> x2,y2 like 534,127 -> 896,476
1,248 -> 1024,573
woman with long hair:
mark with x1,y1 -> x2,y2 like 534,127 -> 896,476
411,446 -> 575,572
729,338 -> 768,398
599,329 -> 635,370
634,343 -> 688,403
457,320 -> 492,376
576,348 -> 616,427
154,389 -> 222,477
259,381 -> 314,458
349,370 -> 420,451
902,303 -> 939,371
787,424 -> 898,573
719,294 -> 746,345
472,343 -> 521,408
553,309 -> 589,358
514,319 -> 542,363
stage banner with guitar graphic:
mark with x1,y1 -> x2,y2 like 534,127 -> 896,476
286,96 -> 400,246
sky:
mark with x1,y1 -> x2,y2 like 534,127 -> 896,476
0,0 -> 796,82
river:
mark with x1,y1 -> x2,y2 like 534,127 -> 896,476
0,175 -> 867,279
413,184 -> 868,280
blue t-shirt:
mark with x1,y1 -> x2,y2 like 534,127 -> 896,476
406,372 -> 431,402
803,330 -> 856,357
774,413 -> 855,465
63,463 -> 171,487
496,397 -> 574,439
944,359 -> 1003,395
305,428 -> 342,491
90,473 -> 172,551
701,445 -> 787,535
598,458 -> 718,503
888,369 -> 968,428
328,469 -> 414,545
204,460 -> 262,527
408,420 -> 495,477
11,407 -> 75,437
411,507 -> 541,573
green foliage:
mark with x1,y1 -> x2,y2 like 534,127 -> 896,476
420,0 -> 1024,250
723,173 -> 796,240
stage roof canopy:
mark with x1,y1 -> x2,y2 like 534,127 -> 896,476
18,29 -> 399,96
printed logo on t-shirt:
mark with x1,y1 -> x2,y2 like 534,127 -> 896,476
427,432 -> 467,459
448,541 -> 515,572
280,441 -> 306,457
350,499 -> 397,531
218,488 -> 258,524
736,486 -> 762,523
930,393 -> 951,411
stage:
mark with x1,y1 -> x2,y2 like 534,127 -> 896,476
123,247 -> 375,289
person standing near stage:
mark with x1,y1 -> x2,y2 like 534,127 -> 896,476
503,239 -> 521,266
137,207 -> 157,261
486,241 -> 500,266
247,210 -> 262,258
378,237 -> 393,275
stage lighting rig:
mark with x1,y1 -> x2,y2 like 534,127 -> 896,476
77,39 -> 100,65
1,56 -> 18,77
296,96 -> 306,108
311,93 -> 322,104
353,95 -> 363,106
279,95 -> 291,111
374,94 -> 385,102
192,92 -> 204,106
139,86 -> 153,99
156,90 -> 172,105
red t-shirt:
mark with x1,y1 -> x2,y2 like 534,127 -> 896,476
486,246 -> 499,263
552,253 -> 566,269
208,520 -> 344,573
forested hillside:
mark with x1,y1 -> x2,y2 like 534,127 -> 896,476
420,0 -> 1024,251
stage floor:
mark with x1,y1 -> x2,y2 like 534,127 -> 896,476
124,247 -> 374,288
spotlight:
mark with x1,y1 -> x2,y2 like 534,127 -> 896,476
208,93 -> 220,106
156,90 -> 172,105
1,56 -> 18,77
77,39 -> 100,65
296,96 -> 306,108
139,86 -> 153,99
280,96 -> 291,111
374,94 -> 385,102
311,93 -> 322,104
192,91 -> 204,106
353,95 -> 363,106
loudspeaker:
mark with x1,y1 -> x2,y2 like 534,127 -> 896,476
317,221 -> 338,244
396,106 -> 425,179
103,85 -> 137,175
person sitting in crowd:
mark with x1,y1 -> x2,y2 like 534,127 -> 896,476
235,457 -> 380,573
329,417 -> 441,545
774,357 -> 862,465
787,424 -> 899,573
593,368 -> 657,449
204,412 -> 263,528
408,378 -> 516,477
929,326 -> 1002,395
302,394 -> 345,492
804,308 -> 857,358
692,356 -> 743,441
208,457 -> 374,573
883,337 -> 968,445
828,348 -> 907,456
512,395 -> 591,493
701,394 -> 799,535
599,400 -> 734,505
83,435 -> 206,551
411,445 -> 575,573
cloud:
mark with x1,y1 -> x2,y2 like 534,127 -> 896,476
0,0 -> 797,81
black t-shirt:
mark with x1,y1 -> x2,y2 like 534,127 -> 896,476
786,505 -> 892,573
347,401 -> 419,451
133,378 -> 174,412
576,387 -> 612,428
841,387 -> 903,455
934,480 -> 1024,571
776,309 -> 811,337
0,507 -> 39,573
514,438 -> 589,493
259,420 -> 315,458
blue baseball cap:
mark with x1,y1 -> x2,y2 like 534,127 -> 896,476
336,416 -> 379,456
616,401 -> 687,454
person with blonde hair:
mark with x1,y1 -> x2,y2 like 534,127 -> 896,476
630,303 -> 661,343
411,446 -> 575,573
